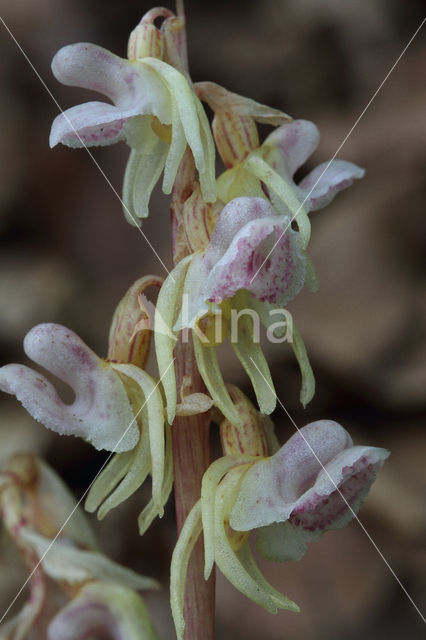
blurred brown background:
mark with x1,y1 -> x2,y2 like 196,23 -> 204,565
0,0 -> 425,638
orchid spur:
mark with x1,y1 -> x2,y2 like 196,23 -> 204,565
0,454 -> 159,640
170,389 -> 389,639
0,277 -> 171,529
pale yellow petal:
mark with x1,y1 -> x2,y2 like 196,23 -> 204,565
163,97 -> 187,194
142,58 -> 216,202
217,164 -> 265,203
291,325 -> 315,407
194,97 -> 217,202
122,120 -> 169,223
229,291 -> 276,415
97,428 -> 150,520
201,455 -> 257,580
154,254 -> 192,423
85,451 -> 133,514
213,472 -> 280,613
113,364 -> 165,512
138,423 -> 173,535
238,541 -> 299,612
192,331 -> 243,426
305,255 -> 319,292
244,154 -> 311,249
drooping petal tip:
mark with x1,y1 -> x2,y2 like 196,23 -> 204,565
0,323 -> 138,452
202,196 -> 306,307
230,420 -> 389,545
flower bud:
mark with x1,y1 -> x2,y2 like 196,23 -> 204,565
128,22 -> 163,61
182,182 -> 221,252
107,275 -> 162,368
220,385 -> 269,456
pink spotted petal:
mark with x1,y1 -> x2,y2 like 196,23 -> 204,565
0,324 -> 138,452
290,444 -> 389,533
256,443 -> 389,563
263,120 -> 320,179
47,582 -> 158,640
203,197 -> 306,306
50,102 -> 128,148
51,44 -> 137,102
230,420 -> 389,534
50,43 -> 170,148
297,159 -> 365,211
202,197 -> 267,267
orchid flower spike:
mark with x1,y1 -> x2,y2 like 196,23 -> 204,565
0,277 -> 171,527
49,3 -> 216,224
171,412 -> 389,639
0,454 -> 159,640
155,196 -> 315,428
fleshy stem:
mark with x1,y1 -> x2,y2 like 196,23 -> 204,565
172,337 -> 215,640
171,212 -> 215,638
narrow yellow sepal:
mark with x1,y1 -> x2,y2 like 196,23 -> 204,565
138,423 -> 173,535
201,455 -> 257,580
192,331 -> 244,427
170,500 -> 203,640
244,154 -> 311,249
85,451 -> 133,513
113,364 -> 166,513
154,255 -> 192,424
290,325 -> 315,407
213,469 -> 284,613
229,291 -> 276,415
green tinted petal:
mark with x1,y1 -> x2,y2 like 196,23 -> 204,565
245,154 -> 311,249
155,255 -> 192,424
138,423 -> 173,535
48,581 -> 160,640
213,473 -> 279,613
201,455 -> 256,580
170,500 -> 203,640
113,364 -> 165,512
291,326 -> 315,407
193,332 -> 243,427
85,451 -> 133,514
229,291 -> 276,414
122,130 -> 168,223
238,540 -> 299,611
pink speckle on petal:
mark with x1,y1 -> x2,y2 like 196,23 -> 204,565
204,208 -> 306,307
